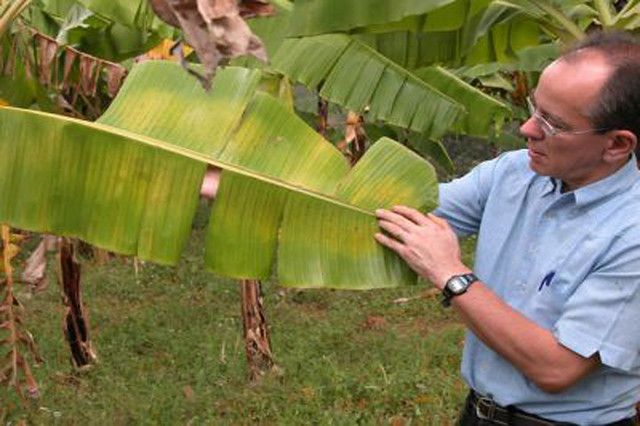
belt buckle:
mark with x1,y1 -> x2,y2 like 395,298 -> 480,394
475,396 -> 509,426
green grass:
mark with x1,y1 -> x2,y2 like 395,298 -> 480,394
2,203 -> 477,425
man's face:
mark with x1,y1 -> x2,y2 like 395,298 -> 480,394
519,52 -> 613,191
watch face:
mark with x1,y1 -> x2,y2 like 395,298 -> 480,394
448,277 -> 468,294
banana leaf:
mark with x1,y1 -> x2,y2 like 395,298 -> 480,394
74,0 -> 167,33
287,0 -> 459,36
231,1 -> 292,68
272,33 -> 511,139
271,34 -> 464,139
413,66 -> 510,137
35,0 -> 168,61
353,12 -> 542,68
0,61 -> 438,289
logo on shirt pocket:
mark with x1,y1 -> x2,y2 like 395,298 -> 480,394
537,271 -> 556,292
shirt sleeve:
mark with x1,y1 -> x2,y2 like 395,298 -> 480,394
433,154 -> 506,237
553,235 -> 640,371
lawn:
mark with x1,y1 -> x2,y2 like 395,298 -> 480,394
2,201 -> 477,425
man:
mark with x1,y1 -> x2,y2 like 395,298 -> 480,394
376,31 -> 640,425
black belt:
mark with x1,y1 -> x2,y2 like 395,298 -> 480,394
466,391 -> 636,426
467,391 -> 565,426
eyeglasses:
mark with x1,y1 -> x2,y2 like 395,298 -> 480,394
526,97 -> 609,137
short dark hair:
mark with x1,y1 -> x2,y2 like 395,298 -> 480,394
564,31 -> 640,155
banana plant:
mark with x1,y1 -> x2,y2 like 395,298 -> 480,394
488,0 -> 640,40
39,0 -> 512,143
0,60 -> 438,290
285,0 -> 541,66
449,0 -> 640,81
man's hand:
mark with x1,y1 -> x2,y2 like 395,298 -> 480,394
375,206 -> 470,289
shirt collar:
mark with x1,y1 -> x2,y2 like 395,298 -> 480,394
542,177 -> 558,196
572,155 -> 640,207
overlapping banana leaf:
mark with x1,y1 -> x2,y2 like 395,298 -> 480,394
284,0 -> 546,68
74,0 -> 167,33
351,18 -> 541,69
272,34 -> 464,139
0,61 -> 438,289
413,66 -> 509,137
33,0 -> 170,61
272,33 -> 511,138
287,0 -> 460,36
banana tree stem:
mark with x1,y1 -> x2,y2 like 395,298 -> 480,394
240,279 -> 276,381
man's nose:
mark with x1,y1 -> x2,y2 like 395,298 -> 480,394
519,116 -> 545,141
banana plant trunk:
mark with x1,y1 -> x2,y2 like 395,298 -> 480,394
58,238 -> 97,369
240,279 -> 275,381
316,95 -> 328,137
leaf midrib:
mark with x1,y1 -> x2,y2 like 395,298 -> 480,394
1,106 -> 375,217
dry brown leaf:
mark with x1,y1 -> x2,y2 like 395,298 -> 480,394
61,49 -> 77,92
149,0 -> 180,26
36,34 -> 58,87
197,0 -> 236,20
0,226 -> 42,400
78,55 -> 101,97
104,63 -> 128,98
21,235 -> 56,292
148,0 -> 269,89
239,0 -> 275,18
3,38 -> 17,76
336,111 -> 367,164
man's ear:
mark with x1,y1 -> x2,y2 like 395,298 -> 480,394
604,130 -> 637,163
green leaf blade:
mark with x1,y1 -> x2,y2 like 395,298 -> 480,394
274,35 -> 465,139
0,61 -> 439,289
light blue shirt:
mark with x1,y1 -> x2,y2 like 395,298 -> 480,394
435,150 -> 640,424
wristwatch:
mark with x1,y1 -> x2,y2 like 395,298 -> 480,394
441,273 -> 478,307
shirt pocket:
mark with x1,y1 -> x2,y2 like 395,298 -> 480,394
529,269 -> 570,329
528,232 -> 601,329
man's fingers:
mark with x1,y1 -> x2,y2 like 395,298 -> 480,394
390,205 -> 429,225
374,232 -> 405,253
375,208 -> 417,232
377,220 -> 407,242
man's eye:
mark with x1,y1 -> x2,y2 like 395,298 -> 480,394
542,115 -> 568,131
549,121 -> 569,131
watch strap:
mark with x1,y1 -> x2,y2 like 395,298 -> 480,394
441,273 -> 478,307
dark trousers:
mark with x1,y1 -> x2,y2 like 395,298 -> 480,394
458,391 -> 637,426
